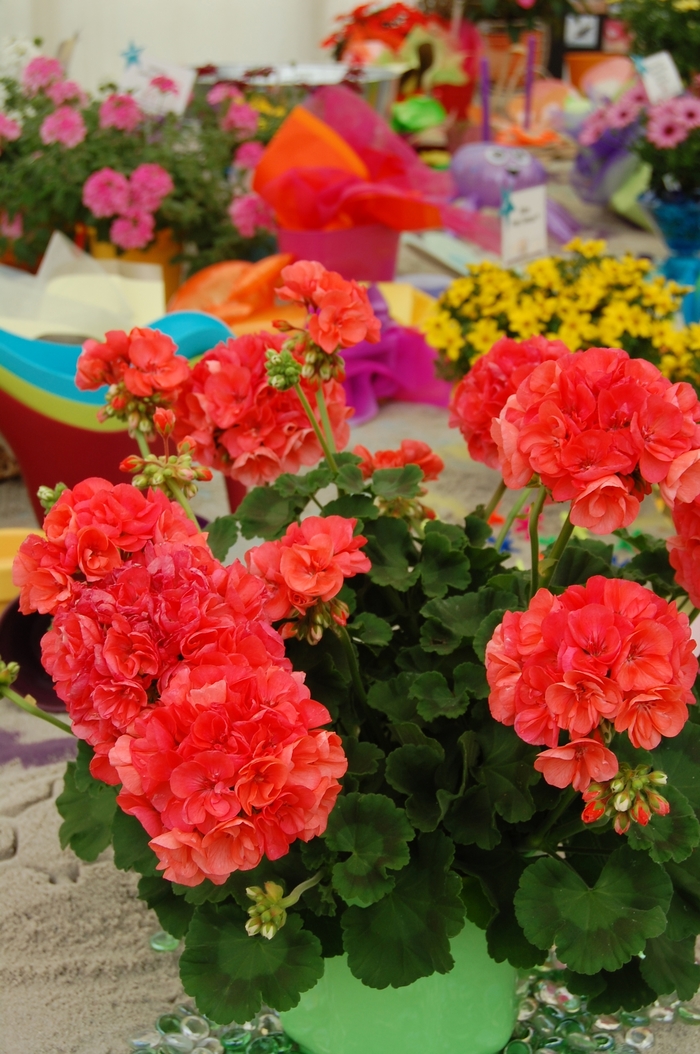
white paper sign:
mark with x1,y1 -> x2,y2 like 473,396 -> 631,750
500,185 -> 547,266
634,51 -> 683,105
120,51 -> 196,116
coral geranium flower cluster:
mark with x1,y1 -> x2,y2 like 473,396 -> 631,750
449,336 -> 570,469
172,333 -> 352,487
354,439 -> 445,481
485,575 -> 697,816
76,326 -> 191,433
13,480 -> 352,886
492,346 -> 700,534
246,516 -> 371,639
277,261 -> 381,354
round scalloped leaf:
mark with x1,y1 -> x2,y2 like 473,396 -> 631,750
514,845 -> 672,975
340,831 -> 465,989
639,933 -> 700,1001
179,902 -> 324,1024
325,792 -> 414,907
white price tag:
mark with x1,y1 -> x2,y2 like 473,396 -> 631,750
120,51 -> 196,116
634,51 -> 683,105
500,185 -> 548,266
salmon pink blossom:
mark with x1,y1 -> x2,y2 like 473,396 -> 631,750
534,738 -> 619,792
354,439 -> 444,481
76,326 -> 190,404
277,262 -> 381,354
491,346 -> 700,534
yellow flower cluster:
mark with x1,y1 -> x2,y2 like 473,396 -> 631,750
424,239 -> 698,386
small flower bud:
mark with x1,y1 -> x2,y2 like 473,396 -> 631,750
648,771 -> 668,786
0,659 -> 20,689
647,790 -> 671,817
582,799 -> 607,824
154,407 -> 176,438
265,348 -> 302,391
630,795 -> 651,826
613,789 -> 632,812
614,811 -> 631,835
37,481 -> 68,513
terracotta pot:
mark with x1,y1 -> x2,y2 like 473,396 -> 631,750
87,226 -> 183,302
477,20 -> 550,87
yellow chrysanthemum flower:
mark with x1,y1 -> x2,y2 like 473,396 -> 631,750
564,237 -> 607,258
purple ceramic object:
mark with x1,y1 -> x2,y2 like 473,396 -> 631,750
0,598 -> 63,713
450,144 -> 546,209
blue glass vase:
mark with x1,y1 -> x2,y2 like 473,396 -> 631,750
642,191 -> 700,255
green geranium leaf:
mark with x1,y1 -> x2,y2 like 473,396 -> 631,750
419,531 -> 471,599
464,515 -> 492,547
445,785 -> 501,850
548,540 -> 612,588
565,959 -> 657,1014
409,671 -> 470,722
56,747 -> 118,863
342,737 -> 385,777
335,464 -> 366,494
624,547 -> 678,591
385,743 -> 446,832
461,874 -> 496,930
349,613 -> 394,647
372,464 -> 424,499
627,785 -> 700,864
472,610 -> 508,663
363,517 -> 419,591
665,850 -> 700,940
111,809 -> 158,876
325,792 -> 414,907
639,933 -> 700,1000
367,673 -> 420,723
138,875 -> 194,939
652,722 -> 700,811
454,662 -> 489,700
420,589 -> 517,655
341,831 -> 465,989
235,488 -> 306,540
205,515 -> 239,562
423,521 -> 468,550
323,494 -> 379,520
514,845 -> 672,974
475,723 -> 539,824
180,903 -> 324,1023
390,722 -> 436,746
73,738 -> 99,791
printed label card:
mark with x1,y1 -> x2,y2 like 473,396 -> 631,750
500,185 -> 547,265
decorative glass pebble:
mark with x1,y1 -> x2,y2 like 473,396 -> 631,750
624,1027 -> 655,1050
590,1033 -> 615,1051
181,1017 -> 210,1041
555,987 -> 582,1013
503,1041 -> 532,1054
248,1038 -> 283,1054
541,1005 -> 568,1023
620,1012 -> 650,1028
593,1016 -> 620,1032
517,975 -> 536,996
555,1018 -> 586,1038
149,930 -> 180,953
157,1013 -> 184,1035
677,1005 -> 700,1024
532,1012 -> 556,1036
536,982 -> 561,1006
254,1013 -> 284,1034
162,1036 -> 196,1054
512,1024 -> 534,1042
537,1040 -> 564,1050
518,997 -> 539,1021
219,1027 -> 252,1050
648,1006 -> 675,1024
563,1032 -> 600,1052
194,1042 -> 224,1054
129,1029 -> 163,1050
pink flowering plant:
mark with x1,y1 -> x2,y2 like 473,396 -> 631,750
4,275 -> 700,1020
579,80 -> 700,195
0,55 -> 289,270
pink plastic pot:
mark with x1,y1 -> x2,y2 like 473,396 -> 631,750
277,225 -> 400,282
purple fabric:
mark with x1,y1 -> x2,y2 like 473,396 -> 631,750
342,287 -> 452,425
0,728 -> 76,767
571,124 -> 640,205
547,198 -> 580,243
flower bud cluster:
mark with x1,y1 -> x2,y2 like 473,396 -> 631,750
100,385 -> 176,437
120,443 -> 213,497
299,342 -> 345,385
245,882 -> 288,940
265,347 -> 302,391
0,659 -> 20,690
37,481 -> 68,513
288,597 -> 351,645
582,763 -> 670,834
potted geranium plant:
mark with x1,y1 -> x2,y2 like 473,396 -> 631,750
4,260 -> 700,1054
0,54 -> 284,277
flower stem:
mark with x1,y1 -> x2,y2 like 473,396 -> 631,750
482,478 -> 507,521
315,385 -> 337,455
336,624 -> 368,706
134,430 -> 151,458
539,513 -> 576,589
495,488 -> 530,551
1,685 -> 73,735
166,479 -> 199,526
294,383 -> 338,473
527,786 -> 577,849
529,486 -> 548,596
690,607 -> 700,623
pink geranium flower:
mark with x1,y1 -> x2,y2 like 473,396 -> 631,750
109,212 -> 155,250
129,163 -> 174,212
228,192 -> 275,238
83,168 -> 130,218
0,113 -> 21,149
46,80 -> 88,107
39,106 -> 87,148
222,101 -> 259,135
99,93 -> 142,132
207,83 -> 241,106
150,74 -> 178,94
235,140 -> 265,169
21,56 -> 63,95
0,211 -> 22,239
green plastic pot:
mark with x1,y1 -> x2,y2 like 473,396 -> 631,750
280,920 -> 516,1054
